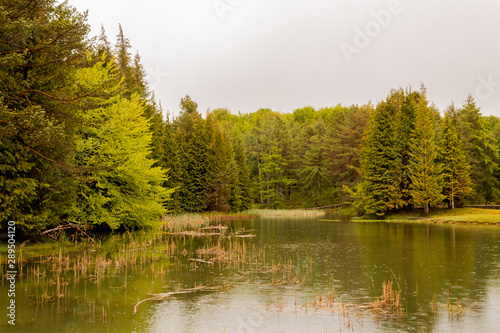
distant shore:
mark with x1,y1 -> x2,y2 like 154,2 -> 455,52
352,207 -> 500,225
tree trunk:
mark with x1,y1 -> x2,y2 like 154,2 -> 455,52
451,197 -> 455,210
424,202 -> 429,214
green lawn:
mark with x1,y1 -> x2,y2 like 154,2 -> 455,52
354,208 -> 500,224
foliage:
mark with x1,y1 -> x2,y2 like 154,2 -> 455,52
70,94 -> 172,230
358,100 -> 399,216
439,106 -> 472,209
408,90 -> 445,214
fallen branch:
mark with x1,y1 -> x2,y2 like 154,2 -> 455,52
133,286 -> 213,315
189,258 -> 213,264
39,222 -> 95,243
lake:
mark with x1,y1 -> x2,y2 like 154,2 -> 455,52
2,215 -> 500,332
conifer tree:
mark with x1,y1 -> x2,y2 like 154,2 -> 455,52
206,114 -> 234,212
457,96 -> 500,202
231,138 -> 253,211
0,0 -> 89,234
95,25 -> 113,64
175,96 -> 209,212
409,90 -> 444,214
299,119 -> 330,206
260,146 -> 290,208
358,101 -> 399,216
161,113 -> 183,213
394,90 -> 419,210
439,106 -> 472,209
328,105 -> 371,201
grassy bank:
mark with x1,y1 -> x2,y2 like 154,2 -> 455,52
353,208 -> 500,225
158,209 -> 326,232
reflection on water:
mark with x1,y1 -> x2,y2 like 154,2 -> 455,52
2,216 -> 500,332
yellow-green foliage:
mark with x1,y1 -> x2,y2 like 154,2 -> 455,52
68,61 -> 172,230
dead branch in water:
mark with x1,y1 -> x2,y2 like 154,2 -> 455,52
132,286 -> 217,315
39,222 -> 95,243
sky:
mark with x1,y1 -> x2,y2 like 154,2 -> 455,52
69,0 -> 500,118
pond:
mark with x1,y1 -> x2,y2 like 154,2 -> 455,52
2,215 -> 500,332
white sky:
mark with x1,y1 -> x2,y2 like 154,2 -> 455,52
69,0 -> 500,117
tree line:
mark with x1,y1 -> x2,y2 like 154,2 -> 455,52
2,1 -> 500,237
203,86 -> 500,216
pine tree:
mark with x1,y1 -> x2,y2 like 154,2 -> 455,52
394,90 -> 420,209
231,138 -> 253,211
95,25 -> 113,64
409,91 -> 444,214
0,0 -> 90,235
299,119 -> 330,206
260,146 -> 290,209
439,106 -> 472,209
358,101 -> 399,216
457,96 -> 500,203
328,105 -> 371,202
115,24 -> 136,98
161,113 -> 183,213
206,114 -> 234,212
175,96 -> 209,212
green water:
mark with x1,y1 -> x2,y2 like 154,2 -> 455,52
2,217 -> 500,332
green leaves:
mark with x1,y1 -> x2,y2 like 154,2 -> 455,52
71,95 -> 171,230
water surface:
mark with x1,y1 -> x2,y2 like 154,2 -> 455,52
2,217 -> 500,332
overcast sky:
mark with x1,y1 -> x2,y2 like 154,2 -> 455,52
69,0 -> 500,117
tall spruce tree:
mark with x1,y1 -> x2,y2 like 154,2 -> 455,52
206,114 -> 234,212
439,106 -> 472,209
457,96 -> 500,203
231,138 -> 253,211
299,119 -> 330,206
409,90 -> 444,214
394,90 -> 420,210
328,105 -> 371,202
0,0 -> 89,234
161,113 -> 183,213
175,96 -> 209,212
358,101 -> 399,216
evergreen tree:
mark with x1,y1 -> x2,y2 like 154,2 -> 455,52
115,24 -> 134,97
0,0 -> 89,234
260,146 -> 290,209
457,96 -> 500,203
95,24 -> 113,64
231,138 -> 253,211
394,90 -> 420,210
206,114 -> 234,212
161,113 -> 183,213
409,91 -> 444,214
299,119 -> 330,206
439,106 -> 472,209
328,105 -> 371,201
175,96 -> 209,212
358,101 -> 399,216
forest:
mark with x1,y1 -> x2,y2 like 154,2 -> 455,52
2,0 -> 500,237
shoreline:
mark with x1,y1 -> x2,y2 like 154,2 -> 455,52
351,207 -> 500,225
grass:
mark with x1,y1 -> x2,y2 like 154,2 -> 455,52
156,209 -> 326,232
353,208 -> 500,225
245,209 -> 326,218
